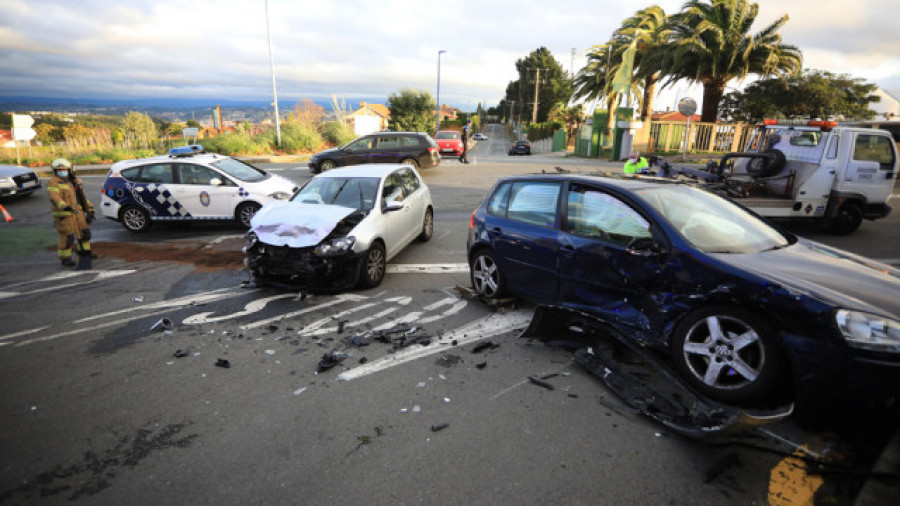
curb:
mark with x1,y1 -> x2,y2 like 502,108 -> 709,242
855,427 -> 900,505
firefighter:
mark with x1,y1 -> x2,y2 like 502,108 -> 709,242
47,158 -> 93,266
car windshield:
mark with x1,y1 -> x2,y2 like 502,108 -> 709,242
292,177 -> 380,212
636,185 -> 791,253
435,132 -> 460,140
211,158 -> 267,182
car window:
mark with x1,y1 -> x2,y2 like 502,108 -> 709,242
506,181 -> 561,227
853,134 -> 895,168
638,185 -> 790,253
346,137 -> 374,153
826,137 -> 839,159
211,158 -> 266,182
566,184 -> 651,245
382,173 -> 406,205
293,177 -> 379,211
397,168 -> 420,194
487,182 -> 512,217
375,136 -> 400,151
137,164 -> 174,184
401,136 -> 422,147
435,132 -> 460,140
176,164 -> 228,185
119,167 -> 140,181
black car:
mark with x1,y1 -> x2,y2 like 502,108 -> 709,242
467,173 -> 900,413
508,140 -> 531,156
308,132 -> 440,173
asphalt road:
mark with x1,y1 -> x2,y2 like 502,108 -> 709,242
1,123 -> 899,504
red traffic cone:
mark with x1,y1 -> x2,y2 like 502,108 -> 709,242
0,204 -> 12,222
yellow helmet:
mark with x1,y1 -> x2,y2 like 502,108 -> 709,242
51,158 -> 72,169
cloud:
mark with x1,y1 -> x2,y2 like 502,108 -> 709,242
0,0 -> 897,111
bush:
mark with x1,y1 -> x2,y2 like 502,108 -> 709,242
320,121 -> 355,147
200,132 -> 269,156
274,123 -> 322,153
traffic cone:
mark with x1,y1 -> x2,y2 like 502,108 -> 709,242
0,204 -> 12,222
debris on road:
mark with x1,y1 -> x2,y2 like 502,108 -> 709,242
528,376 -> 555,391
173,349 -> 189,358
317,350 -> 348,372
215,358 -> 231,368
472,341 -> 499,353
150,318 -> 173,332
431,423 -> 449,432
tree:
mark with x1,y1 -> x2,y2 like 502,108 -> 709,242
614,5 -> 672,122
35,123 -> 63,145
387,89 -> 436,134
719,69 -> 880,122
120,111 -> 158,148
291,99 -> 325,128
573,42 -> 626,133
503,47 -> 573,124
186,119 -> 201,128
660,0 -> 802,122
549,104 -> 585,144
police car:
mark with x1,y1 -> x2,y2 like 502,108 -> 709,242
100,145 -> 299,232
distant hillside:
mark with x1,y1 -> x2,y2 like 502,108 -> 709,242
0,96 -> 388,114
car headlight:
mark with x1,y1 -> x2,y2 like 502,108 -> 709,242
269,191 -> 292,200
314,236 -> 356,257
0,177 -> 13,188
835,310 -> 900,352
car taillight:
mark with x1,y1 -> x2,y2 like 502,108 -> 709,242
470,209 -> 476,228
429,147 -> 438,154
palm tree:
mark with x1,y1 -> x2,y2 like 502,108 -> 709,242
614,5 -> 671,122
661,0 -> 802,122
573,42 -> 628,135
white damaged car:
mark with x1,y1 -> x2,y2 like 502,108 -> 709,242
244,164 -> 434,290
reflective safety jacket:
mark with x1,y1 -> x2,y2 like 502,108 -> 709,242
47,175 -> 93,218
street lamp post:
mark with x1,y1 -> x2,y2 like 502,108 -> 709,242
436,50 -> 446,135
265,0 -> 282,147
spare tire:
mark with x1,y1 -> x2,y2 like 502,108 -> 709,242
747,149 -> 786,178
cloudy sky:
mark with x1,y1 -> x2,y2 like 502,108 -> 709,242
1,0 -> 898,112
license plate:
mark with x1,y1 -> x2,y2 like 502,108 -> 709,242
21,180 -> 38,188
441,149 -> 454,153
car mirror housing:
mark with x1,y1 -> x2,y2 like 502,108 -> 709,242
384,201 -> 404,212
627,237 -> 664,256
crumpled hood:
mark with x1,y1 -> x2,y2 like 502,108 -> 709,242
250,200 -> 355,248
714,239 -> 900,317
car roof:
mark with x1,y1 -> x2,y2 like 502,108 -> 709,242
498,172 -> 675,191
111,152 -> 229,169
313,164 -> 416,178
0,165 -> 35,176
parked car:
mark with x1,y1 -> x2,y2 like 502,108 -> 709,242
434,130 -> 464,156
473,133 -> 487,141
99,145 -> 299,232
246,164 -> 434,290
308,132 -> 440,173
467,173 -> 900,412
0,164 -> 41,198
508,140 -> 531,155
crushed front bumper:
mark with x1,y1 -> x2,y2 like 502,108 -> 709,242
244,241 -> 362,290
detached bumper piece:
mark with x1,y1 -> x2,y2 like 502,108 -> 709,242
521,305 -> 793,438
245,242 -> 362,290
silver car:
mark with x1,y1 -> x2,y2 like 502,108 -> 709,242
0,164 -> 41,198
245,164 -> 434,290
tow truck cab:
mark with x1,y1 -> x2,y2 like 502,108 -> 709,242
722,120 -> 897,234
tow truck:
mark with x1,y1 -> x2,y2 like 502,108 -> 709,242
654,119 -> 898,234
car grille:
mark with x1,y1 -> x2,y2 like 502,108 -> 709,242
13,172 -> 38,186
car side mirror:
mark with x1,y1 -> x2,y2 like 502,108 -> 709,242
384,201 -> 404,212
210,177 -> 223,186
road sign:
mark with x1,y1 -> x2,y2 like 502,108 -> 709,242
12,127 -> 36,141
182,127 -> 199,138
678,97 -> 697,117
12,114 -> 34,129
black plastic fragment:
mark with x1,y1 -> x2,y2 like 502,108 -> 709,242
215,358 -> 230,368
431,423 -> 449,432
528,376 -> 555,390
476,362 -> 487,370
173,349 -> 189,358
472,341 -> 499,353
317,351 -> 348,372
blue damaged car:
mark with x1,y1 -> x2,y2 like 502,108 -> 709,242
467,173 -> 900,412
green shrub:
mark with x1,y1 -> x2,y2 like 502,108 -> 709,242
201,132 -> 268,155
320,121 -> 355,147
267,123 -> 322,153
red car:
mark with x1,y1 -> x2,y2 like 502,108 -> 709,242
435,131 -> 464,156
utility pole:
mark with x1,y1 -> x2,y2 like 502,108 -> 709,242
570,47 -> 576,77
265,0 -> 281,147
531,68 -> 541,124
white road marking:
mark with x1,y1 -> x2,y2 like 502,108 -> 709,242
183,293 -> 297,324
387,263 -> 469,274
337,309 -> 531,381
239,293 -> 368,330
0,270 -> 136,300
9,288 -> 246,347
371,297 -> 467,331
